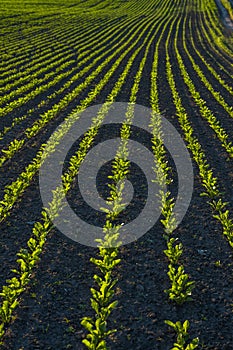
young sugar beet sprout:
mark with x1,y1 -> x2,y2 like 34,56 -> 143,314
165,320 -> 199,350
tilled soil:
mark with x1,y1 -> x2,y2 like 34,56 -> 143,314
1,2 -> 233,350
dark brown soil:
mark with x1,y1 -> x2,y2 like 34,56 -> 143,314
0,2 -> 233,350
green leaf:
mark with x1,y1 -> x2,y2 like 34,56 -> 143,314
82,339 -> 92,349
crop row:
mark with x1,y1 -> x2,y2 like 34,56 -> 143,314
176,17 -> 233,159
169,10 -> 233,251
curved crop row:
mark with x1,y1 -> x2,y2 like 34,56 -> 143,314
175,17 -> 233,159
194,4 -> 233,79
167,15 -> 233,252
0,15 -> 145,140
0,12 -> 157,168
187,16 -> 233,94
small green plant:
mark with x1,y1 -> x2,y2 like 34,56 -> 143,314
214,260 -> 221,267
164,238 -> 183,265
165,320 -> 199,350
164,264 -> 195,305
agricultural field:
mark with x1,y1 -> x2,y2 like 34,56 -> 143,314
0,0 -> 233,349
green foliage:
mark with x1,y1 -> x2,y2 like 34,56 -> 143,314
0,139 -> 25,167
164,238 -> 183,265
0,0 -> 231,347
165,320 -> 199,350
176,19 -> 233,160
164,264 -> 195,305
81,21 -> 164,347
